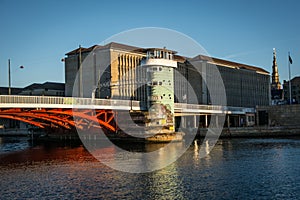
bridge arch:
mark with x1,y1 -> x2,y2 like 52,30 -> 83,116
0,108 -> 117,133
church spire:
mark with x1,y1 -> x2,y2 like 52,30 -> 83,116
271,48 -> 281,90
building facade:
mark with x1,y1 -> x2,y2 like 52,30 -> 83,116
0,82 -> 64,96
64,43 -> 145,99
18,82 -> 65,96
183,55 -> 270,107
0,87 -> 22,95
283,76 -> 300,104
64,42 -> 270,109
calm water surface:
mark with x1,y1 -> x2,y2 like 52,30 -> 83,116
0,136 -> 300,199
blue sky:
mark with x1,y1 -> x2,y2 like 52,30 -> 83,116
0,0 -> 300,87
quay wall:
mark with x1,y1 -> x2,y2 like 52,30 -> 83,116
191,126 -> 300,138
257,104 -> 300,127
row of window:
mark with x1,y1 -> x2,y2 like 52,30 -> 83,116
148,94 -> 173,101
147,66 -> 163,72
148,81 -> 172,86
118,55 -> 141,67
146,50 -> 174,60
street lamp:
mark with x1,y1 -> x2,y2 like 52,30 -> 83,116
8,59 -> 24,95
8,59 -> 11,95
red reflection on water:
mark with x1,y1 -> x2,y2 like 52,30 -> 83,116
0,144 -> 99,166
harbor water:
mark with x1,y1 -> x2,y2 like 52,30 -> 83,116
0,136 -> 300,199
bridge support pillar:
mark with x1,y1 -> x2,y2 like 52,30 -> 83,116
182,117 -> 186,128
193,115 -> 197,129
185,115 -> 198,129
227,115 -> 230,128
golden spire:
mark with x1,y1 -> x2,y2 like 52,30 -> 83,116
271,48 -> 281,90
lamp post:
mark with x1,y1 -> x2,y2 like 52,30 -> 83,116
8,59 -> 24,95
79,45 -> 83,97
8,59 -> 11,95
288,52 -> 292,104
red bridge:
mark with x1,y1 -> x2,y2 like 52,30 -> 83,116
0,95 -> 142,133
0,95 -> 254,134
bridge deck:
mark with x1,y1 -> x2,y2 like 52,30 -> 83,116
0,95 -> 254,114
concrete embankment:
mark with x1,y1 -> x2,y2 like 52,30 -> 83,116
0,128 -> 30,137
2,126 -> 300,141
194,126 -> 300,138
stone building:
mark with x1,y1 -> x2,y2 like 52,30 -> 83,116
180,55 -> 270,107
283,76 -> 300,104
18,82 -> 65,96
64,42 -> 270,109
0,82 -> 64,96
64,43 -> 144,99
0,87 -> 22,95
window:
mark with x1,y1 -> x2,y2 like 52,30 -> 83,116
157,51 -> 160,58
147,51 -> 154,58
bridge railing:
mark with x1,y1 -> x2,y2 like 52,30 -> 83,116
0,95 -> 65,105
174,103 -> 223,111
174,103 -> 254,113
0,95 -> 254,113
0,95 -> 141,108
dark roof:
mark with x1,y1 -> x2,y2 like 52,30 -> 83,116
65,42 -> 144,56
190,55 -> 269,74
0,87 -> 22,95
66,45 -> 100,55
65,42 -> 269,74
23,82 -> 65,91
291,76 -> 300,82
174,54 -> 186,62
283,76 -> 300,84
101,42 -> 142,52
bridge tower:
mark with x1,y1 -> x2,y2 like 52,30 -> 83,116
141,48 -> 178,134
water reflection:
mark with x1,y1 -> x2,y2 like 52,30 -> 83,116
193,140 -> 199,160
85,140 -> 187,173
0,139 -> 95,166
0,136 -> 31,154
1,137 -> 300,199
146,164 -> 184,199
